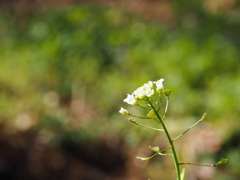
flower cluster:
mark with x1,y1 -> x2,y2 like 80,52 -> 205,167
125,78 -> 164,105
133,81 -> 154,99
119,78 -> 164,115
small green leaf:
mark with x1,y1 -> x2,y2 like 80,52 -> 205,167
149,146 -> 160,153
180,168 -> 186,180
214,158 -> 228,166
137,157 -> 151,161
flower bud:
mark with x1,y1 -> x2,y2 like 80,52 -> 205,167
215,158 -> 228,166
149,146 -> 160,153
147,109 -> 155,118
153,78 -> 164,93
128,118 -> 139,125
119,107 -> 129,115
163,89 -> 171,97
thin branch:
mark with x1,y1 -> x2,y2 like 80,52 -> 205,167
158,152 -> 173,156
172,113 -> 207,141
137,152 -> 158,161
129,119 -> 164,132
162,97 -> 169,120
179,162 -> 215,167
129,114 -> 151,119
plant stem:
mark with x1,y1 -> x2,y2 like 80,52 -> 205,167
172,113 -> 207,141
162,97 -> 169,120
160,119 -> 181,180
129,114 -> 152,119
128,118 -> 164,132
148,99 -> 181,180
179,162 -> 215,167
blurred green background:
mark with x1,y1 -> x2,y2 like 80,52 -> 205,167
0,0 -> 239,179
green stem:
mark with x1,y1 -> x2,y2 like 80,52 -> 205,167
148,99 -> 181,180
179,158 -> 228,167
137,152 -> 159,161
158,152 -> 173,156
172,113 -> 207,141
179,162 -> 215,167
129,114 -> 151,119
162,97 -> 169,120
129,118 -> 164,132
156,93 -> 162,112
159,146 -> 172,152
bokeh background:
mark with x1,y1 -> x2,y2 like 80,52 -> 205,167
0,0 -> 239,179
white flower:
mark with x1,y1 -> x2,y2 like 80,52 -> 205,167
141,85 -> 154,97
144,81 -> 153,88
145,87 -> 154,97
123,94 -> 137,105
154,78 -> 164,93
119,107 -> 129,115
133,87 -> 145,99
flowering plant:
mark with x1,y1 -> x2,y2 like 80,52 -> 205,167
119,78 -> 228,180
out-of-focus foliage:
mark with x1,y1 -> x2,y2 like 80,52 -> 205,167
0,2 -> 239,179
